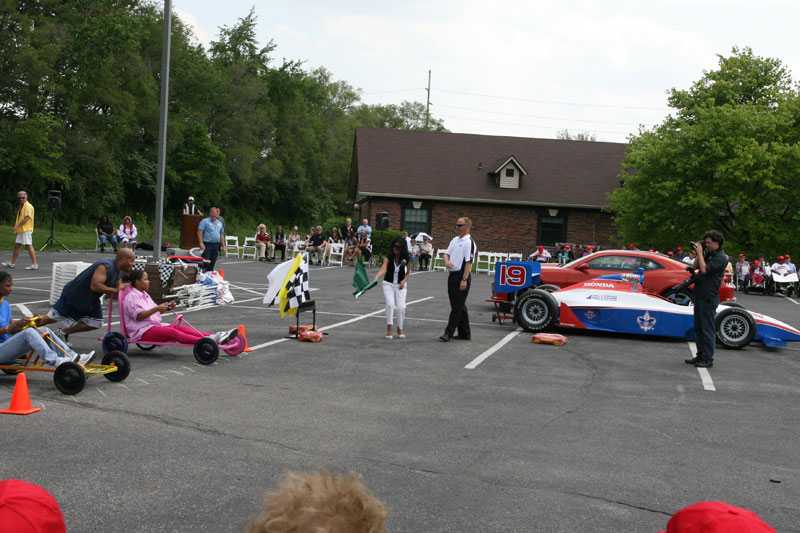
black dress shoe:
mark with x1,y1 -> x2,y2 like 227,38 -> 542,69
694,360 -> 713,368
453,335 -> 471,341
439,334 -> 451,342
685,356 -> 701,364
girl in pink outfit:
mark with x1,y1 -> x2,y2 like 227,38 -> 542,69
122,271 -> 237,345
118,216 -> 138,250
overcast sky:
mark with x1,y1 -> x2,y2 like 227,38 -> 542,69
173,0 -> 800,144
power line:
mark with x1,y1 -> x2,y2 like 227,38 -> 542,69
434,103 -> 656,126
431,112 -> 636,136
434,88 -> 669,111
363,88 -> 423,95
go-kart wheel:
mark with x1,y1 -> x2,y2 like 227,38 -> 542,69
715,307 -> 756,349
537,284 -> 560,293
222,333 -> 246,356
720,301 -> 744,309
136,343 -> 157,351
193,338 -> 219,365
101,350 -> 131,382
662,288 -> 694,306
54,362 -> 87,395
514,289 -> 558,332
102,332 -> 128,354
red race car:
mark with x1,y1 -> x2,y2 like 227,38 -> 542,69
536,250 -> 734,305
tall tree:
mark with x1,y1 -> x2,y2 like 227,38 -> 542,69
608,47 -> 800,255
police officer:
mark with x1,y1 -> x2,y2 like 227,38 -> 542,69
684,230 -> 727,368
440,217 -> 478,342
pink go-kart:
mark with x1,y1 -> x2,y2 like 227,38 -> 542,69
100,286 -> 245,365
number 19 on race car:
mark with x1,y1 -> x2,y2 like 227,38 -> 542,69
493,261 -> 541,293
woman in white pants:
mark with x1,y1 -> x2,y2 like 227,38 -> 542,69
374,237 -> 410,339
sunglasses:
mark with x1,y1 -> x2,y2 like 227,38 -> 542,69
392,244 -> 402,248
455,223 -> 466,227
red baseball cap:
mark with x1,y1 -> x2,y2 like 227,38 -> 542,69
739,253 -> 744,257
754,260 -> 760,265
777,256 -> 785,261
677,246 -> 683,251
660,501 -> 775,533
786,254 -> 791,259
630,243 -> 636,247
0,479 -> 66,533
668,251 -> 674,256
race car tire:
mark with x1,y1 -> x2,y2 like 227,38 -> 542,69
54,361 -> 86,395
193,338 -> 219,365
514,289 -> 558,332
136,343 -> 157,351
715,307 -> 756,349
720,301 -> 744,309
102,350 -> 131,382
537,284 -> 560,293
102,332 -> 128,355
662,288 -> 694,306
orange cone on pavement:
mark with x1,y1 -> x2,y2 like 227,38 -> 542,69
0,373 -> 41,415
219,268 -> 225,280
238,324 -> 252,352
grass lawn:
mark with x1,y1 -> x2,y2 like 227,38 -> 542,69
0,224 -> 181,252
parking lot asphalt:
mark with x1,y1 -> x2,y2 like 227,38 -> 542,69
2,250 -> 799,532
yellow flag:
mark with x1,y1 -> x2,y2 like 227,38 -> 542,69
277,254 -> 304,317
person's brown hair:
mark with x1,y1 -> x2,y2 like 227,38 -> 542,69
244,470 -> 387,533
703,230 -> 724,247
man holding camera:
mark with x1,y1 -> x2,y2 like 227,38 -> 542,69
684,231 -> 727,368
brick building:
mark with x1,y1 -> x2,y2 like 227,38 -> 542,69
348,127 -> 627,255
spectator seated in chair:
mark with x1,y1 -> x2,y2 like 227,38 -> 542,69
306,226 -> 328,265
254,224 -> 275,262
417,236 -> 433,270
273,226 -> 287,261
97,214 -> 118,252
771,255 -> 791,292
287,226 -> 301,254
355,231 -> 372,264
325,227 -> 343,264
117,215 -> 138,250
344,228 -> 358,266
528,245 -> 551,263
735,254 -> 750,290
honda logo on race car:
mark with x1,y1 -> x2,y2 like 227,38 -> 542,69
584,282 -> 614,288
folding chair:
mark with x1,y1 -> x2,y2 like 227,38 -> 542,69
241,237 -> 257,260
488,253 -> 509,275
507,253 -> 523,261
94,228 -> 101,251
433,249 -> 447,271
225,236 -> 241,258
475,251 -> 491,274
291,242 -> 307,259
328,243 -> 344,266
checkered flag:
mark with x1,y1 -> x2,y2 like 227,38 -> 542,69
279,254 -> 310,317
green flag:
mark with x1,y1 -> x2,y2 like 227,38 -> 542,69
352,260 -> 378,298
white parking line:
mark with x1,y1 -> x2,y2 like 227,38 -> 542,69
687,341 -> 715,391
246,296 -> 435,351
465,327 -> 523,369
14,303 -> 32,316
779,294 -> 800,306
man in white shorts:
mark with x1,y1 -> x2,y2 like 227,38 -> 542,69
2,191 -> 39,270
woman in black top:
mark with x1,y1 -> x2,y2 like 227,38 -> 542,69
374,237 -> 410,339
97,215 -> 118,252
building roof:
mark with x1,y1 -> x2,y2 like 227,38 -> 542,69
349,127 -> 628,208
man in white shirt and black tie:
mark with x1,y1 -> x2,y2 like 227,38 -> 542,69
440,217 -> 477,342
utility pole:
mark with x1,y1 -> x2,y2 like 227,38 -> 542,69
425,70 -> 431,129
154,0 -> 172,259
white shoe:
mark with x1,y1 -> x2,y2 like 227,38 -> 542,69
52,355 -> 72,367
75,351 -> 95,366
25,264 -> 39,270
215,329 -> 238,345
1,262 -> 15,268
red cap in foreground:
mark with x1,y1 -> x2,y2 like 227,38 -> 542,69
660,501 -> 775,533
0,479 -> 66,532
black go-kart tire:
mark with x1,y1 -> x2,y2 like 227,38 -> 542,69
54,361 -> 87,395
720,301 -> 744,309
193,338 -> 219,365
514,289 -> 558,332
101,350 -> 131,382
715,307 -> 756,349
136,343 -> 157,351
537,284 -> 561,293
102,332 -> 128,354
662,288 -> 694,306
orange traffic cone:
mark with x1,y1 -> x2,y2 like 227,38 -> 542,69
238,324 -> 252,352
219,268 -> 225,280
0,373 -> 41,415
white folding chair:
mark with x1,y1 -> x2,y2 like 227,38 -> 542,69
241,237 -> 257,260
328,243 -> 344,266
488,253 -> 509,275
507,253 -> 523,261
433,249 -> 447,271
94,228 -> 101,251
475,251 -> 491,274
225,236 -> 241,258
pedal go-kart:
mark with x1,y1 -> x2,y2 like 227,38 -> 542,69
0,320 -> 130,395
100,286 -> 245,365
493,261 -> 800,349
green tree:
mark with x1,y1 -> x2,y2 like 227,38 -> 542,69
608,47 -> 800,255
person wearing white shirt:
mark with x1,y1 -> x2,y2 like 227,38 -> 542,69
771,256 -> 791,292
440,217 -> 477,342
402,230 -> 418,270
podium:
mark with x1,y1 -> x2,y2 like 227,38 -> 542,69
181,214 -> 203,249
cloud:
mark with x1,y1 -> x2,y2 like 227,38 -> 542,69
174,7 -> 213,48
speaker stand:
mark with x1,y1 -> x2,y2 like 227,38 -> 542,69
39,212 -> 72,253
